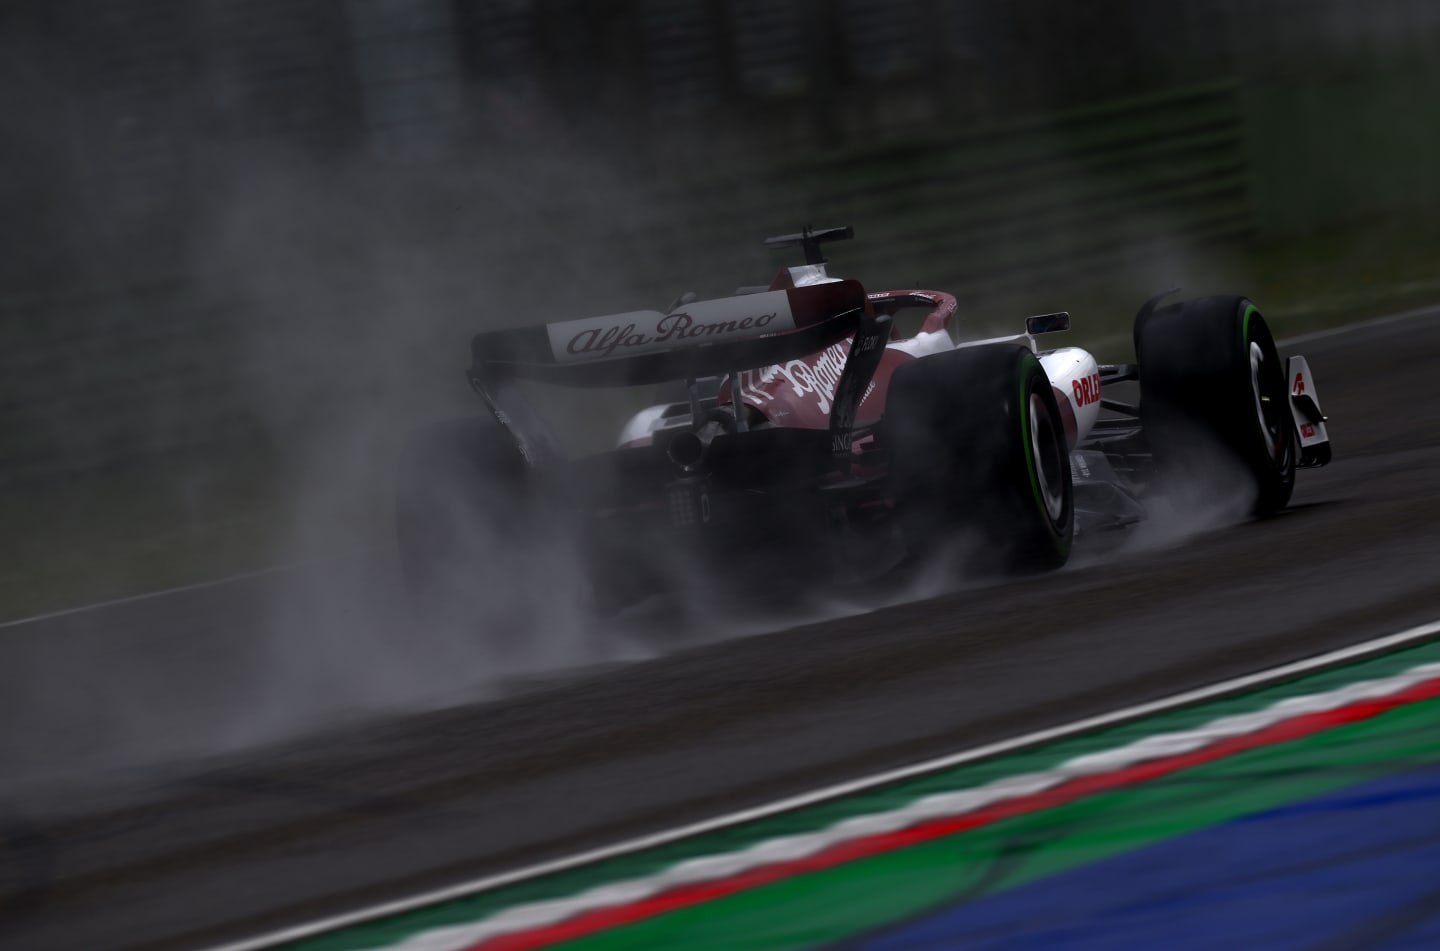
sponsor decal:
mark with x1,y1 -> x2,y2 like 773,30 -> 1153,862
1072,372 -> 1102,408
564,322 -> 651,359
565,312 -> 781,358
547,292 -> 796,363
738,339 -> 851,414
1294,373 -> 1307,396
1301,422 -> 1317,439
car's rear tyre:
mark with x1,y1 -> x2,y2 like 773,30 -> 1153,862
1135,296 -> 1295,515
886,344 -> 1074,574
395,417 -> 543,633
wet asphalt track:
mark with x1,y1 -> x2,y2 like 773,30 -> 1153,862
1,309 -> 1438,950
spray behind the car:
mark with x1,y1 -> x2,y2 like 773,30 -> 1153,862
399,227 -> 1331,632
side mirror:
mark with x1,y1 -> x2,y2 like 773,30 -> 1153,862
1025,311 -> 1071,335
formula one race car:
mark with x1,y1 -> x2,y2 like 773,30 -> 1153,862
397,226 -> 1331,621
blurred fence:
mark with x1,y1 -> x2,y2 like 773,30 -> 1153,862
2,0 -> 1440,482
1234,0 -> 1440,233
631,82 -> 1251,302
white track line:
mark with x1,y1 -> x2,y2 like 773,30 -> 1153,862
0,562 -> 307,630
1278,303 -> 1439,347
207,617 -> 1440,951
0,548 -> 379,631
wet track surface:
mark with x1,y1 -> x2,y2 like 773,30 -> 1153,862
1,310 -> 1438,950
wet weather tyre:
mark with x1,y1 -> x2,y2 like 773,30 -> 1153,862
394,417 -> 533,629
886,344 -> 1073,574
1135,296 -> 1295,515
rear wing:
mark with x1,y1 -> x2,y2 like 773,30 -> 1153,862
469,280 -> 869,388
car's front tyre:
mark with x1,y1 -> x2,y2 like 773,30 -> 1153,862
1135,296 -> 1296,515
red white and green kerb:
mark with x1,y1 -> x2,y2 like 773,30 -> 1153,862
255,626 -> 1440,951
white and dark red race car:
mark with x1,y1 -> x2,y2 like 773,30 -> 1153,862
397,227 -> 1331,619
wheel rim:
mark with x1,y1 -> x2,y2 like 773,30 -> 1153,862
1247,334 -> 1290,467
1028,392 -> 1066,522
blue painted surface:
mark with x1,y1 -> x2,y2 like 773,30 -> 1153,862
853,764 -> 1440,951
